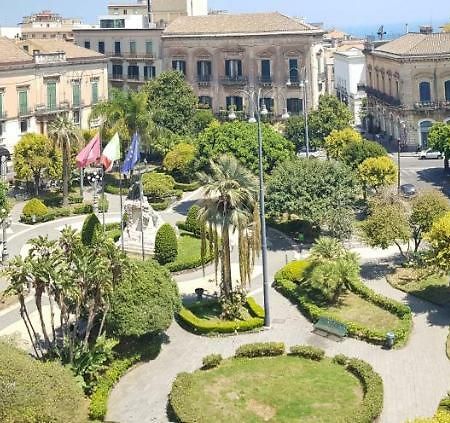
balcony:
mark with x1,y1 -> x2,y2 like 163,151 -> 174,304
286,77 -> 301,87
258,76 -> 273,87
197,74 -> 212,87
107,52 -> 154,60
220,75 -> 248,86
18,107 -> 33,117
414,101 -> 439,111
365,86 -> 401,107
111,73 -> 124,81
72,101 -> 85,109
35,102 -> 70,116
440,100 -> 450,110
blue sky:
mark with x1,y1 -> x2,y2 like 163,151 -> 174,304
1,0 -> 447,34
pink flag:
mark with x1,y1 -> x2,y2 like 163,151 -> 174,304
76,133 -> 101,169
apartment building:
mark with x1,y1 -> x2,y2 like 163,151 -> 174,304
364,31 -> 450,148
0,37 -> 108,152
161,12 -> 326,117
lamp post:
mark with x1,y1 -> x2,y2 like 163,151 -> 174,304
1,208 -> 9,264
87,170 -> 103,214
398,121 -> 407,194
228,89 -> 271,328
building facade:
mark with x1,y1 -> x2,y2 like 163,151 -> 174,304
161,12 -> 326,117
364,32 -> 450,149
0,38 -> 108,152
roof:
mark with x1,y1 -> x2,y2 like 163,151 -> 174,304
0,37 -> 33,65
325,29 -> 348,39
163,12 -> 322,36
18,39 -> 105,60
374,32 -> 450,56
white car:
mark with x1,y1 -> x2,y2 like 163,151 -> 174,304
419,149 -> 443,159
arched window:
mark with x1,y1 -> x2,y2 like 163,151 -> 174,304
419,120 -> 433,147
419,81 -> 431,102
445,80 -> 450,101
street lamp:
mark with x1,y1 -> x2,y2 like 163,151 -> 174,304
87,170 -> 103,214
1,208 -> 9,264
398,121 -> 407,194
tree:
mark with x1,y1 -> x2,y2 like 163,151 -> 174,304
195,120 -> 294,174
14,133 -> 62,195
341,139 -> 388,169
410,190 -> 450,252
48,115 -> 82,206
266,158 -> 357,229
154,224 -> 178,265
81,213 -> 101,246
358,156 -> 397,194
163,143 -> 196,182
284,115 -> 306,151
142,172 -> 175,201
324,127 -> 362,160
108,259 -> 180,338
198,155 -> 260,299
192,108 -> 216,135
428,122 -> 450,169
443,22 -> 450,32
425,212 -> 450,273
144,71 -> 198,135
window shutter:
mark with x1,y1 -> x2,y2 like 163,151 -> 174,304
237,60 -> 242,76
197,61 -> 202,76
225,60 -> 231,77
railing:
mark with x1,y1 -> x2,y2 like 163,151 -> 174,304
35,102 -> 70,115
220,75 -> 248,86
414,101 -> 439,111
106,52 -> 154,59
286,77 -> 301,87
111,73 -> 124,81
365,86 -> 401,107
440,100 -> 450,110
197,75 -> 212,86
258,76 -> 273,86
18,107 -> 33,117
72,101 -> 85,109
127,75 -> 140,81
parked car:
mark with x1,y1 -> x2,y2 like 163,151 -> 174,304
419,149 -> 443,159
400,183 -> 417,198
297,147 -> 326,159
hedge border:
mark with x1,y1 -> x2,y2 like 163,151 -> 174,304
177,297 -> 264,335
174,181 -> 200,192
273,263 -> 412,347
20,203 -> 94,224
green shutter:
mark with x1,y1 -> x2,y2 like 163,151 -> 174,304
47,82 -> 56,111
92,82 -> 98,104
72,83 -> 81,107
19,90 -> 28,115
145,41 -> 153,55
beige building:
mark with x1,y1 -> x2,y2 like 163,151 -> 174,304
0,38 -> 108,152
161,12 -> 326,117
364,32 -> 450,148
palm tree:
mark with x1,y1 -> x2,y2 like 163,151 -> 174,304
48,115 -> 81,206
198,155 -> 259,299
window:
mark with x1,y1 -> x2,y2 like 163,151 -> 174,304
289,59 -> 299,82
172,60 -> 186,76
419,81 -> 431,102
91,81 -> 99,104
388,77 -> 392,96
143,65 -> 156,80
20,119 -> 28,133
112,64 -> 123,79
72,82 -> 81,107
114,41 -> 121,56
47,82 -> 57,111
396,80 -> 400,98
287,98 -> 303,114
127,65 -> 139,80
84,41 -> 91,49
420,120 -> 433,147
445,80 -> 450,101
226,96 -> 243,111
98,41 -> 105,54
73,110 -> 80,125
197,60 -> 212,81
198,96 -> 212,108
368,71 -> 372,87
225,59 -> 242,78
261,60 -> 271,81
18,90 -> 28,115
381,75 -> 385,93
129,41 -> 136,55
145,41 -> 153,56
259,97 -> 274,112
100,19 -> 125,28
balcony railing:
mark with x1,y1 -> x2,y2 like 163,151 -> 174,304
414,101 -> 439,111
197,74 -> 212,86
220,75 -> 248,86
111,73 -> 124,81
35,102 -> 70,116
258,76 -> 273,86
107,52 -> 154,59
365,86 -> 401,107
127,75 -> 141,81
441,100 -> 450,110
18,107 -> 33,117
72,101 -> 85,109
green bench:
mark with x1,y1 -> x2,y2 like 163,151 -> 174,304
313,317 -> 347,339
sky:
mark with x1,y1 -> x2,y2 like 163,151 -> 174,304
0,0 -> 447,35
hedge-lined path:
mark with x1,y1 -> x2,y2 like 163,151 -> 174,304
107,241 -> 450,423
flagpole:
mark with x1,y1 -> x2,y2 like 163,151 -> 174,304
139,164 -> 145,261
99,127 -> 106,231
119,166 -> 124,253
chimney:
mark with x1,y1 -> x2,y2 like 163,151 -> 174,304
147,0 -> 152,23
419,25 -> 433,34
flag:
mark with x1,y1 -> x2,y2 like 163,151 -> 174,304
121,132 -> 140,173
100,133 -> 121,172
76,133 -> 101,169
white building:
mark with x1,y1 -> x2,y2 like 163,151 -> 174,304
334,47 -> 366,126
0,27 -> 22,39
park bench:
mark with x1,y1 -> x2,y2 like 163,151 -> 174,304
313,317 -> 347,339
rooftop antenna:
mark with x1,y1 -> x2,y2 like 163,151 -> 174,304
377,25 -> 387,40
405,23 -> 409,33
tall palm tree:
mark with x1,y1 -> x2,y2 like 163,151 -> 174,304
198,155 -> 259,299
48,115 -> 81,206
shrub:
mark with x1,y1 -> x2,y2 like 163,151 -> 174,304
108,259 -> 181,338
0,340 -> 88,423
165,250 -> 214,273
235,342 -> 285,358
245,297 -> 265,319
202,354 -> 222,370
81,213 -> 101,246
142,172 -> 175,201
98,194 -> 109,213
185,205 -> 202,236
73,203 -> 93,215
276,260 -> 310,282
289,345 -> 325,361
22,198 -> 48,217
155,224 -> 178,265
150,199 -> 172,211
174,181 -> 200,192
163,143 -> 196,181
332,354 -> 350,366
104,184 -> 130,196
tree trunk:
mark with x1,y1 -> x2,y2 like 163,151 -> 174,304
83,301 -> 96,347
46,287 -> 57,347
445,154 -> 449,170
19,296 -> 41,358
62,146 -> 69,207
33,173 -> 40,196
221,223 -> 232,298
35,287 -> 51,348
97,302 -> 109,338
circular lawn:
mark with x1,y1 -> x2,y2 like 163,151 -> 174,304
170,356 -> 364,422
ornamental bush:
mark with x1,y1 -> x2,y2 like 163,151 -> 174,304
289,345 -> 325,361
81,213 -> 101,246
202,354 -> 223,370
22,198 -> 48,217
185,205 -> 202,236
155,224 -> 178,265
276,260 -> 310,283
235,342 -> 285,358
107,259 -> 181,338
0,340 -> 88,423
142,172 -> 175,201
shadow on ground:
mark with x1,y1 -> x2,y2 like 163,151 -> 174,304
417,167 -> 450,196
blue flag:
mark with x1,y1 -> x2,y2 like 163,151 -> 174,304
121,132 -> 140,173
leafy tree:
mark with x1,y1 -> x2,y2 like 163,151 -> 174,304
185,204 -> 202,236
410,190 -> 450,252
144,71 -> 198,135
324,127 -> 362,160
198,155 -> 259,299
195,120 -> 294,174
284,115 -> 306,151
14,133 -> 62,195
428,122 -> 450,169
425,212 -> 450,273
443,22 -> 450,33
192,109 -> 216,135
155,224 -> 178,265
358,156 -> 397,194
48,115 -> 82,207
142,172 -> 175,201
266,158 -> 357,229
108,259 -> 180,337
341,139 -> 388,169
163,143 -> 196,182
0,340 -> 88,423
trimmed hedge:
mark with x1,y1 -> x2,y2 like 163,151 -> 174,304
104,184 -> 130,196
81,213 -> 101,246
22,198 -> 48,217
165,248 -> 214,273
98,194 -> 109,213
155,224 -> 178,265
185,205 -> 202,236
20,202 -> 94,224
150,199 -> 172,211
178,298 -> 264,335
41,193 -> 83,207
174,181 -> 200,192
332,354 -> 350,366
202,354 -> 222,370
274,262 -> 412,347
235,342 -> 285,358
289,345 -> 325,361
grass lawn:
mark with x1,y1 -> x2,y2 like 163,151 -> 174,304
186,300 -> 252,322
173,233 -> 203,264
328,291 -> 400,333
387,267 -> 450,306
171,356 -> 363,422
